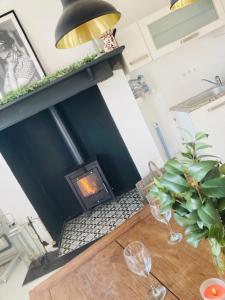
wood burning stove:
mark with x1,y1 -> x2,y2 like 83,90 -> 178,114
66,160 -> 114,211
49,107 -> 114,211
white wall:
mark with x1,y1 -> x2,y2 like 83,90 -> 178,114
98,70 -> 163,177
0,0 -> 170,74
110,0 -> 168,28
0,153 -> 36,223
130,28 -> 225,156
0,0 -> 97,74
0,154 -> 52,243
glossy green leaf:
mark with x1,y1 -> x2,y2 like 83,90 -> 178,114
198,155 -> 220,160
195,132 -> 209,141
160,173 -> 188,193
203,167 -> 221,181
149,185 -> 159,198
181,152 -> 193,160
218,199 -> 225,211
164,159 -> 184,175
188,161 -> 218,182
197,202 -> 221,226
186,229 -> 207,248
173,203 -> 189,216
186,195 -> 202,211
163,173 -> 187,186
158,192 -> 174,214
186,238 -> 200,248
185,224 -> 200,235
201,178 -> 225,198
219,164 -> 225,175
153,177 -> 163,189
209,238 -> 221,256
186,143 -> 194,155
197,221 -> 204,230
178,200 -> 191,211
160,203 -> 173,214
196,143 -> 212,151
208,224 -> 224,243
159,192 -> 173,205
174,211 -> 198,227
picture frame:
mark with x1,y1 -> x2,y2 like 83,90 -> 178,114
0,10 -> 45,97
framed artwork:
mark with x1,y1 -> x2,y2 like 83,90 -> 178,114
0,10 -> 45,97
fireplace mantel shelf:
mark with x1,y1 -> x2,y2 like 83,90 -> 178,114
0,46 -> 125,132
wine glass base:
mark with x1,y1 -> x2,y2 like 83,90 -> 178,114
167,232 -> 183,245
149,285 -> 167,300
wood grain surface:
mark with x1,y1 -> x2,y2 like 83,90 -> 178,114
30,206 -> 217,299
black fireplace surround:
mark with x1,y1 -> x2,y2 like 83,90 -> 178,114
0,48 -> 140,242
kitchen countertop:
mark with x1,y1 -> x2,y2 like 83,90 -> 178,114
170,87 -> 225,112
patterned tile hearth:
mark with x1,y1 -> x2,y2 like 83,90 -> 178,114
59,189 -> 144,256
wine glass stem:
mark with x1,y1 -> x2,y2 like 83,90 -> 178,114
166,221 -> 174,236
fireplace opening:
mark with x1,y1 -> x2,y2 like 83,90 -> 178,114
0,85 -> 140,241
66,160 -> 114,211
50,107 -> 115,212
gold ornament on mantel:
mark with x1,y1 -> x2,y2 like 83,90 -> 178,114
170,0 -> 198,11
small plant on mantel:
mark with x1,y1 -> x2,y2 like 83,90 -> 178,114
0,53 -> 98,106
149,131 -> 225,275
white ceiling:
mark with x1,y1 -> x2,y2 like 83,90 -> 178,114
109,0 -> 169,27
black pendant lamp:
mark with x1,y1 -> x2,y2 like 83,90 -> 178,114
170,0 -> 198,11
55,0 -> 121,49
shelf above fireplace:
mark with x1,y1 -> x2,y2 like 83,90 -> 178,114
0,46 -> 124,132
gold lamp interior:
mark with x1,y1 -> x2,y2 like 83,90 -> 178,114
171,0 -> 198,11
56,12 -> 121,49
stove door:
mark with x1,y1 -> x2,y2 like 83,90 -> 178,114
73,169 -> 112,210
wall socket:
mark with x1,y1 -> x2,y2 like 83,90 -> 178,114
181,67 -> 197,79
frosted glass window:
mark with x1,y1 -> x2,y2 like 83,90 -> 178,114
148,0 -> 218,49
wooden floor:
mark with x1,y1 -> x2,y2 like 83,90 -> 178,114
30,206 -> 216,300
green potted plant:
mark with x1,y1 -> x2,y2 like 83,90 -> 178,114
149,131 -> 225,275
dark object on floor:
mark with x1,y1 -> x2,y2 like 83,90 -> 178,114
23,239 -> 99,285
27,216 -> 50,250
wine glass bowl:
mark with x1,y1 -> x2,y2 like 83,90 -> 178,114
124,241 -> 167,300
148,198 -> 183,245
124,241 -> 152,277
149,199 -> 172,224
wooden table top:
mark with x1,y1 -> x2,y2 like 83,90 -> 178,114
30,206 -> 217,300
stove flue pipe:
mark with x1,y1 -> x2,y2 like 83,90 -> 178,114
49,106 -> 84,165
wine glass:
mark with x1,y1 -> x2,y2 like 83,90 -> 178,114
148,198 -> 182,245
124,241 -> 167,300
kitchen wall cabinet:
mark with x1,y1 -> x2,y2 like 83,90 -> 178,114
139,0 -> 225,59
222,0 -> 225,12
190,95 -> 225,162
116,23 -> 152,72
173,95 -> 225,162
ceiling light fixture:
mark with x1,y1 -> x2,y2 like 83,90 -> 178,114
170,0 -> 198,11
55,0 -> 121,49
